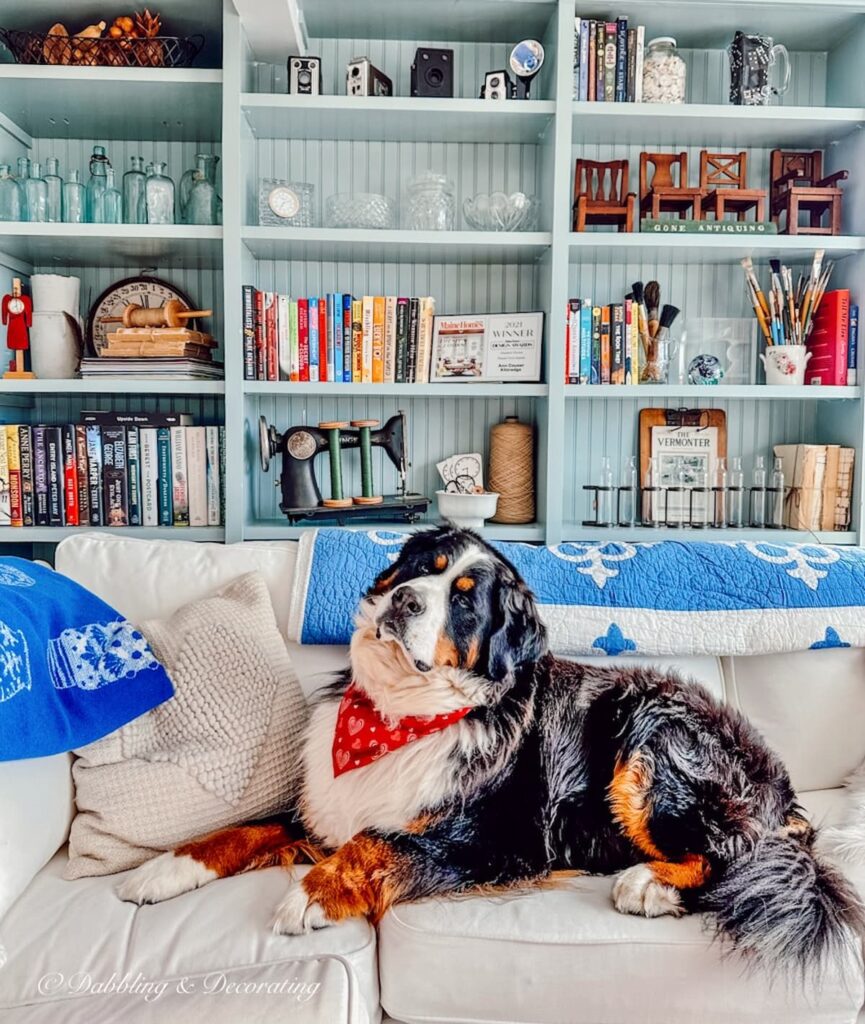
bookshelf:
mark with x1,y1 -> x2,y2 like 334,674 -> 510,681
2,0 -> 865,552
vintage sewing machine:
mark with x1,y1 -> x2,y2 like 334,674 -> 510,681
258,410 -> 430,525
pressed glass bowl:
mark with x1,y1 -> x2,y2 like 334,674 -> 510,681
324,192 -> 396,230
463,191 -> 540,231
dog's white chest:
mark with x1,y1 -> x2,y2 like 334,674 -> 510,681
300,698 -> 460,848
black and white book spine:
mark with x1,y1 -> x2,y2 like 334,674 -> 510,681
156,427 -> 172,526
85,425 -> 103,526
205,425 -> 221,527
615,17 -> 628,101
18,426 -> 34,527
573,16 -> 581,99
407,298 -> 420,383
186,426 -> 208,528
626,28 -> 637,101
46,427 -> 64,526
81,411 -> 194,427
101,427 -> 128,527
126,427 -> 142,527
242,284 -> 256,380
33,427 -> 49,526
75,425 -> 90,527
219,425 -> 226,527
170,426 -> 189,526
140,428 -> 159,528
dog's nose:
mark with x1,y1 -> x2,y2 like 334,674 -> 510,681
391,585 -> 425,618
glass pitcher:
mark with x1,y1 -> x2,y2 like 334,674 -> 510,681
728,32 -> 790,106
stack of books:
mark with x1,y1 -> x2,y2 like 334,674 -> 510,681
565,297 -> 641,385
0,412 -> 224,530
773,444 -> 855,531
242,288 -> 436,384
573,15 -> 645,102
79,357 -> 224,381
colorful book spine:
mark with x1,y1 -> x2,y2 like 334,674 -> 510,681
326,294 -> 336,382
579,19 -> 590,101
170,426 -> 189,526
624,298 -> 633,384
351,299 -> 363,382
626,28 -> 637,101
140,427 -> 159,528
849,304 -> 859,386
5,426 -> 22,527
264,290 -> 278,382
156,427 -> 172,527
372,295 -> 386,383
18,426 -> 34,527
615,17 -> 628,101
126,426 -> 141,526
384,296 -> 397,384
407,298 -> 420,382
415,297 -> 435,384
61,425 -> 78,527
101,427 -> 128,527
595,22 -> 605,101
298,297 -> 310,382
334,292 -> 344,382
242,285 -> 256,380
74,425 -> 89,527
573,17 -> 581,99
254,288 -> 266,380
289,298 -> 300,382
395,298 -> 409,383
308,297 -> 320,382
579,301 -> 592,385
587,20 -> 597,102
603,22 -> 616,102
634,26 -> 645,102
611,303 -> 625,384
219,425 -> 226,527
205,425 -> 221,527
342,294 -> 353,383
591,306 -> 601,383
361,296 -> 374,383
567,299 -> 581,383
46,427 -> 64,526
318,299 -> 328,381
0,428 -> 10,526
186,426 -> 208,528
85,425 -> 102,526
600,305 -> 611,383
277,293 -> 290,380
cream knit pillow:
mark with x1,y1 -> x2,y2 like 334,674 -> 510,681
65,572 -> 308,879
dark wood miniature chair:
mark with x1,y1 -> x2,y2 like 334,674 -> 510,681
572,158 -> 635,232
639,152 -> 703,221
699,150 -> 767,222
770,149 -> 848,235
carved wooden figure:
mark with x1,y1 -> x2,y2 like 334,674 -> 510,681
699,150 -> 767,222
639,152 -> 704,221
572,158 -> 635,232
770,149 -> 848,236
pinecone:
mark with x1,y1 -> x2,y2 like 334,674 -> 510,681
133,8 -> 164,66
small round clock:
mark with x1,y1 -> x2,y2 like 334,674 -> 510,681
267,184 -> 301,220
87,275 -> 194,355
7,297 -> 25,315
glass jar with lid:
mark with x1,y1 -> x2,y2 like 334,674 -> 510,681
642,37 -> 687,104
404,172 -> 456,231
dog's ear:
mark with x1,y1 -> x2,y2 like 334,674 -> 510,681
488,577 -> 547,684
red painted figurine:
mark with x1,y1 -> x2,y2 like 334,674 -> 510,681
2,277 -> 34,379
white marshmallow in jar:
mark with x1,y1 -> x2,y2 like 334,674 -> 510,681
642,36 -> 686,104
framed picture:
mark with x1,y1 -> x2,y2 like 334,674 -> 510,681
430,312 -> 543,383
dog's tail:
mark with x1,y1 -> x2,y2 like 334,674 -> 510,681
698,831 -> 865,976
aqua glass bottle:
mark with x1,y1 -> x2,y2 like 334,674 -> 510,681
63,169 -> 86,223
25,162 -> 48,223
102,168 -> 122,224
179,153 -> 219,220
122,155 -> 147,224
145,161 -> 175,224
86,145 -> 111,222
43,156 -> 63,222
15,156 -> 30,221
185,161 -> 217,224
0,164 -> 24,221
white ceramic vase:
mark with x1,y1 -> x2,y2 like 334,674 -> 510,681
29,312 -> 80,379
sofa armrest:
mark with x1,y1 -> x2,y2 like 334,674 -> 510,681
0,754 -> 74,922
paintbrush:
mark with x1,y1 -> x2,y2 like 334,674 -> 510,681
631,281 -> 652,362
741,256 -> 770,318
645,280 -> 661,338
746,277 -> 772,344
800,248 -> 825,332
658,304 -> 680,333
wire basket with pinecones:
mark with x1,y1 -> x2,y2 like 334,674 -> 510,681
0,11 -> 203,68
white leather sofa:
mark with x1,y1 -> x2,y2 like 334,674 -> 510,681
1,532 -> 865,1024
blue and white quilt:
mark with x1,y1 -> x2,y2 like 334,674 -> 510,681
288,529 -> 865,658
0,558 -> 173,761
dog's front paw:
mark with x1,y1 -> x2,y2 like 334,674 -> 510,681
272,881 -> 330,935
612,864 -> 684,918
117,852 -> 217,905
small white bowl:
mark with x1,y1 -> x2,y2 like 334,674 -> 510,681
436,490 -> 499,528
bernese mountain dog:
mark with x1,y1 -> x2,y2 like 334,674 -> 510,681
119,524 -> 863,972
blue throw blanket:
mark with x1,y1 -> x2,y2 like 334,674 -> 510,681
287,529 -> 865,657
0,558 -> 173,761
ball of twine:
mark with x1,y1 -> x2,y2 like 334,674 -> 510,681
489,416 -> 534,524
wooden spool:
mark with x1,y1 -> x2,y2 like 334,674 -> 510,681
319,421 -> 353,508
99,298 -> 212,330
351,418 -> 383,505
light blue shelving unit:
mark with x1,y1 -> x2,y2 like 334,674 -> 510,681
2,0 -> 865,552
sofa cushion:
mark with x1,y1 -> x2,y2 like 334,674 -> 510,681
378,788 -> 864,1024
0,854 -> 380,1024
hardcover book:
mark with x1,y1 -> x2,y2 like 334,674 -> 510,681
603,22 -> 617,102
431,311 -> 543,383
0,428 -> 10,526
5,426 -> 22,527
126,426 -> 141,527
101,427 -> 128,527
46,427 -> 64,527
242,285 -> 256,380
18,426 -> 34,527
61,424 -> 79,527
156,427 -> 172,526
362,296 -> 374,383
342,294 -> 353,383
384,296 -> 397,384
849,304 -> 859,386
85,425 -> 103,526
205,425 -> 221,527
415,297 -> 436,384
395,298 -> 409,383
74,425 -> 90,527
289,297 -> 299,382
407,298 -> 420,382
186,426 -> 208,528
615,17 -> 628,102
600,305 -> 611,384
351,299 -> 363,382
140,427 -> 159,528
309,297 -> 320,382
807,289 -> 850,387
170,426 -> 189,526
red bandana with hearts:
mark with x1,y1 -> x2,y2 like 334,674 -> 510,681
332,683 -> 473,776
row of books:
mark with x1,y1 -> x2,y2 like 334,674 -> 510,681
242,289 -> 436,384
565,298 -> 641,385
573,16 -> 645,103
774,444 -> 855,531
0,413 -> 224,529
806,290 -> 858,387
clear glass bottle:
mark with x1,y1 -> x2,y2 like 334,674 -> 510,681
63,169 -> 86,224
618,455 -> 638,527
101,168 -> 123,224
403,172 -> 456,230
146,161 -> 175,224
123,155 -> 147,224
15,156 -> 30,221
179,153 -> 219,220
692,467 -> 711,529
727,456 -> 744,527
642,37 -> 687,103
642,454 -> 662,527
43,157 -> 63,223
86,145 -> 111,223
597,456 -> 614,527
0,164 -> 25,221
712,457 -> 728,528
770,456 -> 786,529
185,156 -> 218,225
751,455 -> 767,528
24,161 -> 48,223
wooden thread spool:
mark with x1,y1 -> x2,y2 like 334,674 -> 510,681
488,416 -> 535,524
319,421 -> 353,508
351,419 -> 383,505
99,298 -> 212,329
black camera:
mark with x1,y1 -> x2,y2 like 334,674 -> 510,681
411,47 -> 454,98
288,56 -> 322,96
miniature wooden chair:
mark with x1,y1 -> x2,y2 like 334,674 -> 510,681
639,152 -> 703,221
699,150 -> 767,222
572,158 -> 635,232
770,149 -> 848,235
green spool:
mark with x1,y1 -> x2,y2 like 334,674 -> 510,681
319,422 -> 352,508
358,426 -> 373,498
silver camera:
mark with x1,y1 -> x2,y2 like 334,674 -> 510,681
346,57 -> 393,97
288,56 -> 322,96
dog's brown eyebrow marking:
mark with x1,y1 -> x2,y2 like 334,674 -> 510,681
374,570 -> 398,593
455,576 -> 475,591
434,554 -> 448,570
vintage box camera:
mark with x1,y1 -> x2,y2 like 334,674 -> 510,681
288,56 -> 322,95
481,69 -> 513,100
346,57 -> 393,97
411,47 -> 454,98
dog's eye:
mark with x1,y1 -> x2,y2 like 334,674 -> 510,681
453,591 -> 472,608
416,564 -> 430,575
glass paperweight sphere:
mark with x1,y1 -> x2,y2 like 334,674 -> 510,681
688,353 -> 725,385
146,161 -> 175,224
0,164 -> 24,221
